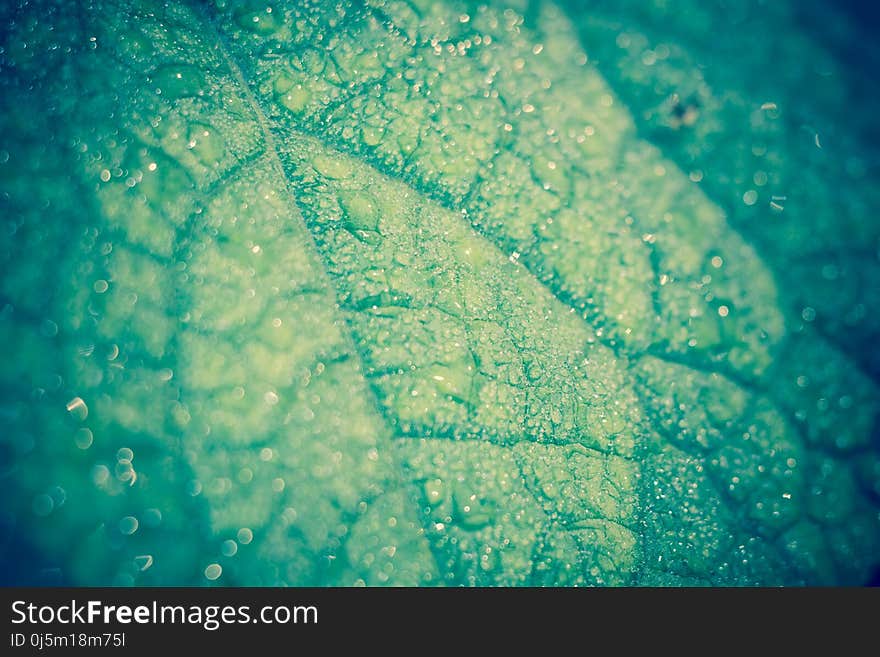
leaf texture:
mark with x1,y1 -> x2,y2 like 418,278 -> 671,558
0,0 -> 878,585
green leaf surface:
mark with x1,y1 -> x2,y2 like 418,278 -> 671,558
1,0 -> 878,585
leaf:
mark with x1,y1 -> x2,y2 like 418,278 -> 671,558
0,0 -> 877,585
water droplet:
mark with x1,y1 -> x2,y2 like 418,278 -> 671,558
221,540 -> 238,557
91,464 -> 110,486
47,486 -> 66,508
119,516 -> 139,535
74,428 -> 94,449
142,508 -> 163,528
40,319 -> 58,337
66,397 -> 88,421
204,563 -> 222,580
115,460 -> 135,482
237,527 -> 254,544
134,555 -> 153,571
